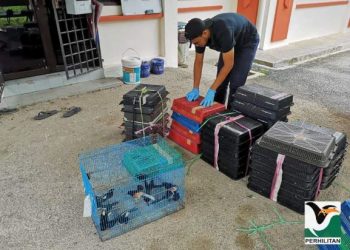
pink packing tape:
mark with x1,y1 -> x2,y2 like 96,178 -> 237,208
315,168 -> 323,200
215,112 -> 253,176
214,115 -> 244,171
269,154 -> 286,201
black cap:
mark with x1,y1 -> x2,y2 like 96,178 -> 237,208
185,18 -> 205,47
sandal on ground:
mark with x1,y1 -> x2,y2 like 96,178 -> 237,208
62,106 -> 81,118
34,110 -> 58,120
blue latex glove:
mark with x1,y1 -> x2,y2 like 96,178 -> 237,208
200,89 -> 216,107
186,88 -> 199,101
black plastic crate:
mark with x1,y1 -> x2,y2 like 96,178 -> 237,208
251,144 -> 320,176
234,84 -> 293,111
249,175 -> 318,201
321,166 -> 340,185
323,150 -> 345,176
123,112 -> 168,127
320,174 -> 339,190
250,161 -> 321,186
122,99 -> 169,115
277,195 -> 310,214
290,121 -> 347,155
123,105 -> 168,123
201,144 -> 251,162
123,116 -> 168,140
320,156 -> 344,189
201,154 -> 248,180
258,122 -> 335,167
199,111 -> 264,180
201,147 -> 251,165
247,180 -> 316,214
200,112 -> 264,144
333,132 -> 348,155
256,117 -> 288,131
231,100 -> 291,121
250,169 -> 320,196
122,84 -> 168,107
200,132 -> 262,152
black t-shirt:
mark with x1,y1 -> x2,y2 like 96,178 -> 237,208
195,13 -> 258,54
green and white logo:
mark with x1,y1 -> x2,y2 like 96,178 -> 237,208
305,201 -> 341,245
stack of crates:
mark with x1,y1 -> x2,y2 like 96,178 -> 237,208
121,84 -> 169,141
79,135 -> 185,241
200,111 -> 265,179
232,84 -> 293,130
248,122 -> 337,214
290,121 -> 347,189
168,96 -> 225,154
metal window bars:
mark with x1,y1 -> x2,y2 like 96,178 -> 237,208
52,0 -> 102,79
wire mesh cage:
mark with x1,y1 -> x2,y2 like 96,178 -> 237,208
258,122 -> 336,167
79,135 -> 185,241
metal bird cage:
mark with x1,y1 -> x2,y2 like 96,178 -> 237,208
79,135 -> 185,241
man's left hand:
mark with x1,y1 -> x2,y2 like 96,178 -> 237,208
200,89 -> 216,107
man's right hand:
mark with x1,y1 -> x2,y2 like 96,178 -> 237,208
186,88 -> 199,101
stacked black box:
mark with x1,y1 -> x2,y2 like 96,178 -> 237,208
290,121 -> 347,190
121,84 -> 169,141
232,84 -> 293,129
201,111 -> 265,180
248,122 -> 337,214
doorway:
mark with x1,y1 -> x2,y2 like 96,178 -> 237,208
0,0 -> 102,81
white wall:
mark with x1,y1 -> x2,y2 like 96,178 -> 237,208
258,0 -> 290,50
98,18 -> 161,69
259,0 -> 350,50
98,0 -> 350,69
177,0 -> 236,23
288,0 -> 350,43
101,5 -> 122,16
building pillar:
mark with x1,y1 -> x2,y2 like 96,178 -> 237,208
161,0 -> 178,67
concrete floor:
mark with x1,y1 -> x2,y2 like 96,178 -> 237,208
254,32 -> 350,68
0,50 -> 349,250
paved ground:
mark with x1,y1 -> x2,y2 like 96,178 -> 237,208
254,32 -> 350,68
0,50 -> 349,250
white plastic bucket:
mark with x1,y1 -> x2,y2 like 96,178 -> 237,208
121,48 -> 142,84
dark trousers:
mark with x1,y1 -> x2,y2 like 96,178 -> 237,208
214,39 -> 259,109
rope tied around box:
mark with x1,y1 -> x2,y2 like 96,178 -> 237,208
130,86 -> 168,138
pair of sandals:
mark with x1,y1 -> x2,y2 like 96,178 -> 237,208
34,106 -> 81,120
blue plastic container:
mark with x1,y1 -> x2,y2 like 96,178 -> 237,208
171,112 -> 201,132
151,58 -> 165,75
318,200 -> 350,250
141,61 -> 151,78
341,200 -> 350,235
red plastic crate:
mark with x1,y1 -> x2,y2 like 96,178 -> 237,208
168,129 -> 201,154
171,96 -> 226,123
171,120 -> 201,144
